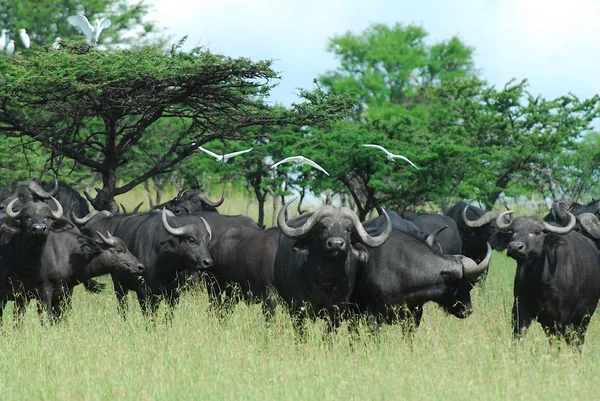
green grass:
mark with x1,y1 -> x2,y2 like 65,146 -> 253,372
1,252 -> 600,400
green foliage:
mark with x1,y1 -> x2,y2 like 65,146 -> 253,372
0,0 -> 160,49
0,43 -> 353,210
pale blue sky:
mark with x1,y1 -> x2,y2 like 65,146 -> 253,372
149,0 -> 600,106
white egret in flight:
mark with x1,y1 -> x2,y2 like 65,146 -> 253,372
67,14 -> 112,46
362,144 -> 420,170
270,156 -> 330,176
197,146 -> 253,163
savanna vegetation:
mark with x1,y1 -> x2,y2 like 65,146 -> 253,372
1,2 -> 600,400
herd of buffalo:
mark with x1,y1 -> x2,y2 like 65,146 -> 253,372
2,179 -> 600,348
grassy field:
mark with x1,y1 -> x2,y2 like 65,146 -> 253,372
2,187 -> 597,400
1,253 -> 600,400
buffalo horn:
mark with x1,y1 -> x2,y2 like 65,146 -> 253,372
48,197 -> 63,219
462,242 -> 492,282
542,211 -> 576,235
200,217 -> 212,241
132,202 -> 144,213
161,208 -> 192,237
495,211 -> 514,231
278,199 -> 325,239
5,198 -> 22,219
462,205 -> 498,228
199,191 -> 225,207
71,210 -> 105,225
346,206 -> 391,248
26,179 -> 59,199
577,213 -> 600,239
426,225 -> 448,249
96,231 -> 119,247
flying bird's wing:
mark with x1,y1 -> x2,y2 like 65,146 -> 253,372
223,148 -> 253,158
99,17 -> 112,30
362,144 -> 391,155
67,14 -> 94,38
197,146 -> 221,159
390,154 -> 420,170
298,157 -> 330,176
270,156 -> 297,169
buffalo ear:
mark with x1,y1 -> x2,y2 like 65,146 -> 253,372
351,243 -> 369,263
159,237 -> 178,251
78,235 -> 101,255
0,219 -> 20,234
441,270 -> 460,284
292,238 -> 312,253
50,219 -> 73,232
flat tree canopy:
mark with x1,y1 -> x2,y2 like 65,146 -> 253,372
0,42 -> 354,211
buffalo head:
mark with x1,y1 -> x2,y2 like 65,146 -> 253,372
496,211 -> 576,261
161,209 -> 214,270
2,197 -> 67,237
278,200 -> 392,263
84,231 -> 145,275
171,190 -> 225,215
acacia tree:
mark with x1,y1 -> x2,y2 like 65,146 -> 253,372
0,43 -> 353,212
0,0 -> 159,49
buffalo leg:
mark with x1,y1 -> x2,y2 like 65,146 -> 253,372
112,279 -> 129,319
512,299 -> 533,340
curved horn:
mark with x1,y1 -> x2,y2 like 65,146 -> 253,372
462,205 -> 498,228
161,208 -> 188,236
48,197 -> 63,219
200,217 -> 212,241
277,199 -> 325,239
495,211 -> 514,231
120,203 -> 128,214
577,213 -> 600,239
5,198 -> 22,219
347,206 -> 392,248
26,179 -> 58,199
462,242 -> 492,282
96,231 -> 119,247
426,225 -> 448,249
132,202 -> 143,213
542,212 -> 576,235
71,210 -> 99,225
199,191 -> 225,207
176,189 -> 189,200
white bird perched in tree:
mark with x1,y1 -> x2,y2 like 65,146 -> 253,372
0,29 -> 8,51
5,39 -> 15,56
197,146 -> 253,163
362,144 -> 420,170
52,37 -> 61,50
270,156 -> 330,176
67,14 -> 112,46
18,28 -> 30,49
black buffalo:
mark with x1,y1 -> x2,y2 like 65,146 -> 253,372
445,202 -> 510,282
37,230 -> 144,321
273,201 -> 391,326
404,211 -> 462,254
72,209 -> 213,317
0,191 -> 68,320
544,199 -> 600,249
498,210 -> 600,347
352,228 -> 491,329
153,189 -> 224,214
208,226 -> 279,315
